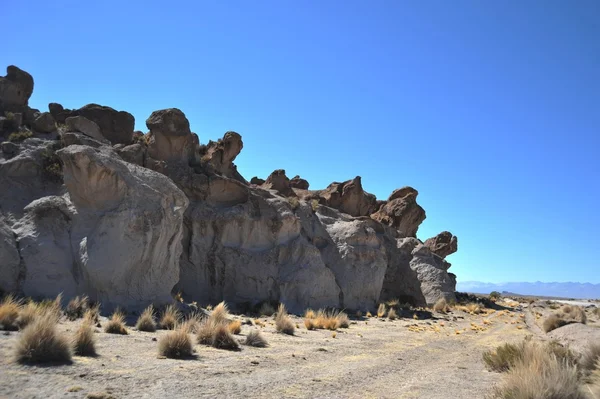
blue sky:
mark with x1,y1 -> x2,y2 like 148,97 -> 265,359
3,1 -> 599,284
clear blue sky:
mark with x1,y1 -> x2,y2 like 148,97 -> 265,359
3,1 -> 599,284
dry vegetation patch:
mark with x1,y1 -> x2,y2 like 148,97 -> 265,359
243,329 -> 268,347
377,303 -> 386,318
73,321 -> 96,356
228,320 -> 242,335
0,295 -> 21,331
104,311 -> 128,335
159,304 -> 180,330
136,305 -> 157,332
581,343 -> 600,373
15,313 -> 71,364
433,298 -> 450,313
65,295 -> 89,321
275,304 -> 295,335
158,328 -> 193,359
543,305 -> 587,333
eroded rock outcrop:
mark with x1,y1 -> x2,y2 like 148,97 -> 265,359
371,187 -> 426,237
424,231 -> 458,258
0,65 -> 459,313
0,66 -> 34,110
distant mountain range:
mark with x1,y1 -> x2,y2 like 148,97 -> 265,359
456,281 -> 600,299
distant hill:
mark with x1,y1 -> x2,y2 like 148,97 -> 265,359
456,281 -> 600,300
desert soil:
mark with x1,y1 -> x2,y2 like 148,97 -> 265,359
1,301 -> 598,399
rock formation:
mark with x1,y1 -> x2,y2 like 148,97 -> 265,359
424,231 -> 458,258
0,65 -> 458,312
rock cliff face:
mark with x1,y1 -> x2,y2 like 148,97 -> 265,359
0,65 -> 458,311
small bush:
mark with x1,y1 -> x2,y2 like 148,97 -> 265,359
304,309 -> 316,319
0,295 -> 21,330
244,330 -> 268,347
212,324 -> 240,350
136,305 -> 156,332
259,302 -> 275,317
15,314 -> 71,364
8,130 -> 33,143
65,296 -> 89,321
104,311 -> 127,335
158,328 -> 193,359
483,342 -> 526,372
180,313 -> 202,334
543,305 -> 587,333
311,199 -> 319,212
83,303 -> 100,324
543,313 -> 569,333
489,340 -> 584,399
73,321 -> 96,356
581,343 -> 600,372
287,196 -> 300,210
490,291 -> 502,300
228,320 -> 242,335
336,312 -> 350,328
433,298 -> 450,313
377,303 -> 386,318
159,304 -> 180,330
387,308 -> 397,320
197,319 -> 218,345
41,147 -> 63,183
17,301 -> 41,329
275,304 -> 295,335
304,318 -> 315,330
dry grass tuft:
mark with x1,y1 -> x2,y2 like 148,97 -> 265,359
0,295 -> 21,331
484,339 -> 578,373
366,311 -> 373,318
65,295 -> 89,321
104,311 -> 127,335
304,318 -> 316,330
14,313 -> 71,364
309,309 -> 349,330
387,308 -> 397,320
304,309 -> 316,319
275,304 -> 295,335
377,303 -> 386,318
228,320 -> 242,335
17,301 -> 42,329
593,307 -> 600,318
212,324 -> 240,350
197,319 -> 218,345
336,311 -> 350,328
433,298 -> 450,313
211,301 -> 229,324
581,342 -> 600,373
73,321 -> 96,356
489,340 -> 585,399
136,305 -> 157,332
386,298 -> 400,307
83,303 -> 100,324
259,302 -> 276,317
244,329 -> 268,347
158,328 -> 193,358
159,304 -> 180,330
543,305 -> 587,333
180,313 -> 202,334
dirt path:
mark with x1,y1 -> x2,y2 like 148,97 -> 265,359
0,308 -> 529,399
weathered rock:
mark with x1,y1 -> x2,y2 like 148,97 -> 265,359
0,66 -> 34,108
409,244 -> 456,305
318,176 -> 378,217
371,187 -> 425,237
379,237 -> 427,306
146,108 -> 196,163
262,169 -> 294,197
1,141 -> 18,155
0,217 -> 20,293
114,143 -> 146,166
250,176 -> 265,185
424,231 -> 458,258
11,113 -> 23,127
202,131 -> 245,182
61,132 -> 108,148
66,116 -> 106,142
55,145 -> 189,309
32,112 -> 56,133
77,103 -> 134,145
290,175 -> 309,190
48,102 -> 63,117
49,103 -> 77,125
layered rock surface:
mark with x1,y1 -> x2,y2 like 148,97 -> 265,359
0,65 -> 458,312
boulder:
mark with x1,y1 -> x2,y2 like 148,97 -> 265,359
250,176 -> 265,185
114,143 -> 146,166
1,141 -> 19,155
62,132 -> 109,148
262,169 -> 295,197
202,131 -> 245,182
409,244 -> 456,305
55,145 -> 189,309
66,116 -> 106,142
0,218 -> 20,293
32,112 -> 56,133
77,103 -> 135,145
145,108 -> 196,163
424,231 -> 458,258
290,175 -> 309,190
318,176 -> 378,217
0,66 -> 34,109
49,103 -> 77,125
379,237 -> 427,306
371,186 -> 425,237
48,102 -> 63,117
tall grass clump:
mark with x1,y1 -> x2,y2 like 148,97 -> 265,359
433,298 -> 450,313
275,304 -> 295,335
543,305 -> 587,333
259,302 -> 276,317
104,310 -> 127,335
243,329 -> 268,347
15,313 -> 71,364
0,295 -> 21,331
377,303 -> 386,318
211,301 -> 229,324
136,305 -> 157,332
159,304 -> 180,330
158,328 -> 193,359
73,321 -> 96,356
581,343 -> 600,373
196,301 -> 240,350
65,295 -> 89,321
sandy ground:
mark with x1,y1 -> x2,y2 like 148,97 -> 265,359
1,300 -> 597,399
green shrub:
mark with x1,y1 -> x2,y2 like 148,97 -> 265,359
8,130 -> 32,143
